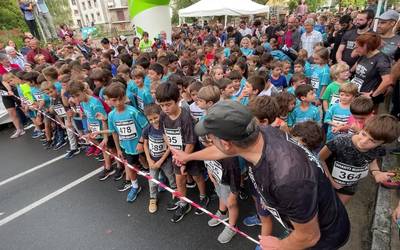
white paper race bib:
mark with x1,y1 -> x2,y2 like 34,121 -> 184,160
34,93 -> 43,101
115,120 -> 137,140
136,96 -> 144,111
310,77 -> 320,89
330,93 -> 340,105
165,128 -> 183,150
89,122 -> 101,133
148,136 -> 166,158
54,104 -> 66,116
204,160 -> 223,183
331,161 -> 369,185
350,77 -> 363,91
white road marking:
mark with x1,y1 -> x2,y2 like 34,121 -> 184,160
0,154 -> 67,187
0,212 -> 4,216
0,167 -> 102,227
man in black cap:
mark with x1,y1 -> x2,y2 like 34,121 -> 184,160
172,100 -> 350,249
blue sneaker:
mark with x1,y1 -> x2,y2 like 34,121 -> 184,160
255,245 -> 262,250
243,214 -> 261,226
127,186 -> 142,202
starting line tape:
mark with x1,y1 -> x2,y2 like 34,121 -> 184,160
11,93 -> 260,245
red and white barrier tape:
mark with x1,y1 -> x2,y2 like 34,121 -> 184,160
11,93 -> 260,245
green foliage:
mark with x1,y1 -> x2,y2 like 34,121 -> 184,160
171,0 -> 199,24
0,0 -> 27,31
306,0 -> 325,12
46,0 -> 73,26
288,0 -> 298,13
340,0 -> 367,8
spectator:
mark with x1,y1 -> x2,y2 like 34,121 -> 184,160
75,35 -> 92,60
265,16 -> 280,41
300,18 -> 323,57
226,26 -> 242,46
26,39 -> 55,65
328,15 -> 353,64
0,53 -> 21,75
239,21 -> 252,37
336,10 -> 374,68
296,0 -> 308,17
34,0 -> 58,40
281,16 -> 301,51
20,37 -> 32,56
19,0 -> 40,39
377,10 -> 400,61
5,46 -> 26,70
57,24 -> 73,40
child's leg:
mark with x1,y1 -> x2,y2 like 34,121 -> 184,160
226,193 -> 238,226
260,215 -> 273,236
149,168 -> 160,199
175,174 -> 187,198
161,158 -> 177,191
44,118 -> 52,141
65,119 -> 78,150
192,174 -> 206,196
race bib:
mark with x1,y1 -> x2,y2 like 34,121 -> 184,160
332,114 -> 349,126
148,136 -> 166,158
331,161 -> 369,186
53,104 -> 66,116
310,77 -> 320,89
204,160 -> 223,183
350,77 -> 363,91
89,122 -> 101,133
115,120 -> 137,140
136,96 -> 144,111
165,128 -> 183,150
330,93 -> 340,106
34,93 -> 43,101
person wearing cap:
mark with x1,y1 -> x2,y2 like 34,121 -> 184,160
171,100 -> 350,250
377,9 -> 400,60
5,46 -> 26,70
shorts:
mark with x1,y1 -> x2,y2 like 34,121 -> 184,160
214,182 -> 232,204
371,94 -> 384,104
106,135 -> 115,149
2,95 -> 19,109
335,184 -> 357,196
173,158 -> 203,176
123,151 -> 140,166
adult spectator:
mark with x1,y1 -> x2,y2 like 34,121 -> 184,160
5,46 -> 26,70
34,0 -> 57,40
296,0 -> 308,17
253,19 -> 267,39
351,33 -> 392,106
377,10 -> 400,61
75,35 -> 92,60
0,53 -> 21,75
19,0 -> 40,39
328,15 -> 353,64
26,39 -> 55,65
336,10 -> 374,68
281,16 -> 301,51
239,21 -> 252,37
265,16 -> 280,41
139,32 -> 153,53
226,26 -> 242,46
19,37 -> 32,56
172,100 -> 350,250
300,18 -> 323,57
57,24 -> 74,40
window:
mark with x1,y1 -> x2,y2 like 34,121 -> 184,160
91,13 -> 95,22
97,12 -> 101,21
74,10 -> 79,15
77,20 -> 82,28
88,0 -> 92,8
82,2 -> 86,10
85,14 -> 89,24
116,10 -> 125,21
93,0 -> 97,7
71,0 -> 76,5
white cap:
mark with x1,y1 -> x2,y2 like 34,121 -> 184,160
5,46 -> 15,54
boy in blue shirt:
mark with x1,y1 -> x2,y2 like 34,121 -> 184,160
105,83 -> 149,202
132,69 -> 154,112
269,61 -> 287,92
324,83 -> 358,142
288,84 -> 321,127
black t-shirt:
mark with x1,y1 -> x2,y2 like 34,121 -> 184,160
204,157 -> 241,193
50,96 -> 67,118
142,124 -> 167,161
248,126 -> 350,249
351,52 -> 391,93
326,134 -> 385,186
340,28 -> 359,67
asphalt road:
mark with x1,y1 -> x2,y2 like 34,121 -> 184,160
0,125 -> 284,250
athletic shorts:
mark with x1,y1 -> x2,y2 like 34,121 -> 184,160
123,151 -> 140,166
173,158 -> 203,176
2,95 -> 19,109
335,184 -> 358,196
214,182 -> 233,204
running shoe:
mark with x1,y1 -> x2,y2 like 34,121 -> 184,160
255,245 -> 262,250
98,167 -> 116,181
148,199 -> 158,213
243,215 -> 261,226
85,146 -> 96,156
117,180 -> 132,192
390,147 -> 400,155
208,210 -> 229,227
194,196 -> 209,215
113,167 -> 125,181
10,129 -> 25,139
31,130 -> 43,139
44,140 -> 54,150
126,186 -> 142,202
65,148 -> 81,159
186,180 -> 197,188
217,226 -> 236,244
93,147 -> 102,157
166,197 -> 180,211
171,203 -> 191,223
53,140 -> 67,151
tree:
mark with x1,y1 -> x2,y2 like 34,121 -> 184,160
171,0 -> 200,24
0,0 -> 27,31
46,0 -> 73,27
306,0 -> 325,12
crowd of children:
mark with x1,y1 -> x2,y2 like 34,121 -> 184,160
1,10 -> 400,248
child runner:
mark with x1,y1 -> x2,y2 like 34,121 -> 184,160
215,78 -> 235,100
309,47 -> 331,104
348,96 -> 374,134
288,84 -> 321,127
322,62 -> 350,112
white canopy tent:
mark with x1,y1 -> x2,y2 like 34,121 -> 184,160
178,0 -> 270,27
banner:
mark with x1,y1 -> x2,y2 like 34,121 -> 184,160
128,0 -> 171,43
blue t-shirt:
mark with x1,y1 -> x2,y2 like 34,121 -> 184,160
270,75 -> 287,91
263,42 -> 272,52
240,47 -> 254,57
54,81 -> 62,93
304,61 -> 312,78
144,76 -> 151,89
142,124 -> 167,161
288,104 -> 321,127
231,77 -> 247,101
135,86 -> 154,112
111,64 -> 117,77
284,73 -> 293,85
81,96 -> 107,133
108,105 -> 148,155
324,103 -> 351,142
31,86 -> 51,107
310,64 -> 330,98
271,50 -> 292,62
224,48 -> 231,58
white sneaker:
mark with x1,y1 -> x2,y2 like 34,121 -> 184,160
217,226 -> 237,244
10,129 -> 24,139
208,210 -> 229,227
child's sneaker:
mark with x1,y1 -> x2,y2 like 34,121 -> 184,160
53,140 -> 67,151
10,129 -> 25,139
208,210 -> 229,227
93,147 -> 102,157
127,186 -> 142,202
65,148 -> 80,159
243,214 -> 261,226
171,203 -> 191,223
148,199 -> 158,213
85,146 -> 96,156
186,180 -> 196,188
217,226 -> 236,244
117,180 -> 132,192
98,167 -> 116,181
113,167 -> 125,181
194,196 -> 209,215
166,197 -> 180,211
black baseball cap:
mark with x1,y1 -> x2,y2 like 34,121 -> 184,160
195,100 -> 255,141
